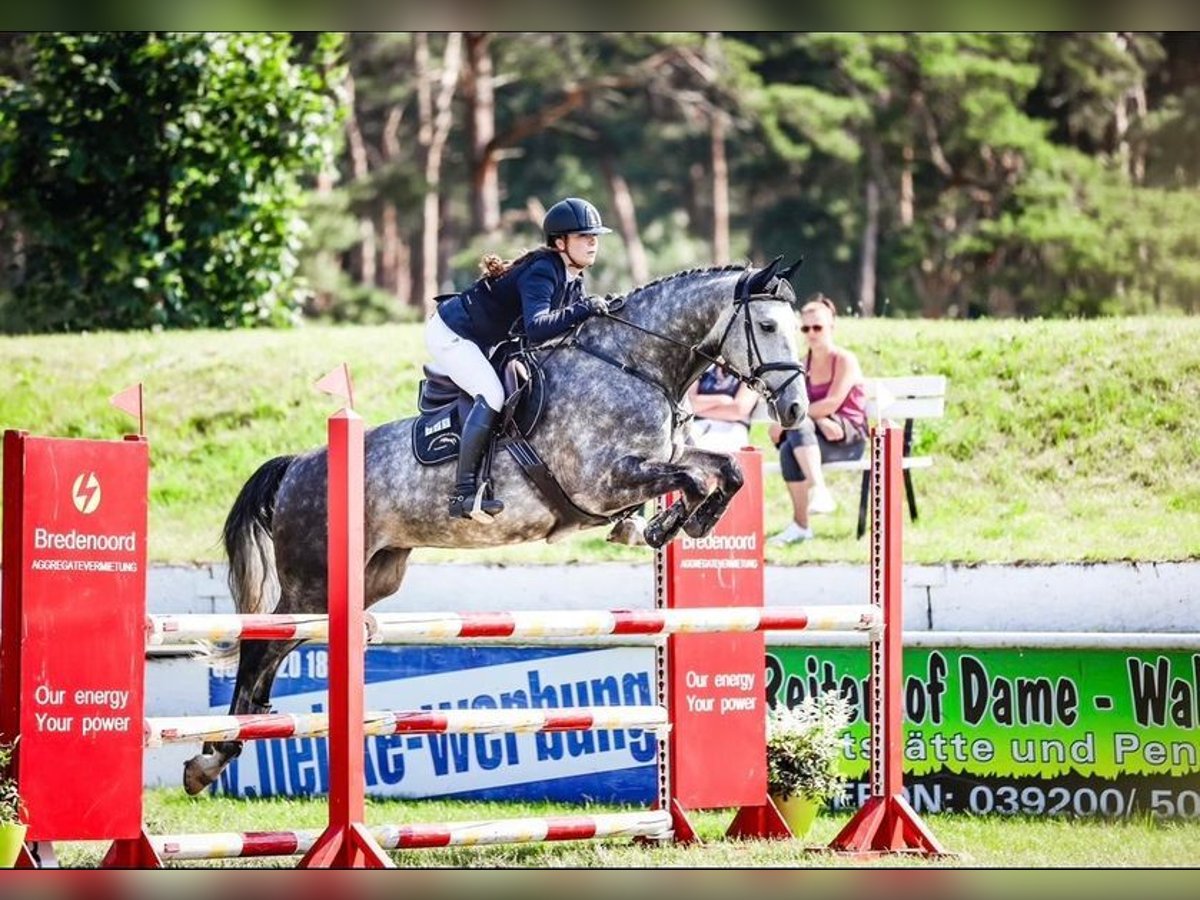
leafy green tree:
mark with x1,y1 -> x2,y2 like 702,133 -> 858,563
0,32 -> 344,332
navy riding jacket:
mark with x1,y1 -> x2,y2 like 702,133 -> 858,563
438,249 -> 594,349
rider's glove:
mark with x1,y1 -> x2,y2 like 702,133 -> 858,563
585,295 -> 611,316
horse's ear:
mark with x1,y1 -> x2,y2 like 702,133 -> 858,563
747,256 -> 783,294
779,256 -> 805,281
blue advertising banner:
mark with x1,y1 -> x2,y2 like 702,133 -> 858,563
210,645 -> 659,803
208,643 -> 1200,818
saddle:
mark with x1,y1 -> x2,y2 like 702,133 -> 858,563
411,343 -> 547,466
411,343 -> 619,533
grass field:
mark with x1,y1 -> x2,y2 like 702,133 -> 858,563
45,791 -> 1200,868
2,317 -> 1198,565
7,319 -> 1199,872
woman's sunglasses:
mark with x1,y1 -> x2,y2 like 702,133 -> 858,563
800,324 -> 824,334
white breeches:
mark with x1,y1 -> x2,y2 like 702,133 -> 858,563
690,418 -> 751,453
424,311 -> 505,412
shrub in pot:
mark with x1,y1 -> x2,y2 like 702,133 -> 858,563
765,693 -> 851,838
0,740 -> 26,867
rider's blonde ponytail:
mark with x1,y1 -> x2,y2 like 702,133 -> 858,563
479,249 -> 536,279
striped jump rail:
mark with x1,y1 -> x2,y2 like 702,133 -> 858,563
145,605 -> 880,646
144,705 -> 670,747
149,810 -> 674,861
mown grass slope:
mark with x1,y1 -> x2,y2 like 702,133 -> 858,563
2,318 -> 1197,564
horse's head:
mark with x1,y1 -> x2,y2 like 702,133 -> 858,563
708,257 -> 808,428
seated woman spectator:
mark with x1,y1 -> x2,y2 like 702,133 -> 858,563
768,293 -> 868,545
687,363 -> 759,452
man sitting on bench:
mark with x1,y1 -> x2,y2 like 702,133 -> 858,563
768,293 -> 868,545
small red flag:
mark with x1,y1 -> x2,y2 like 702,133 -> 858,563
109,383 -> 144,435
315,363 -> 355,409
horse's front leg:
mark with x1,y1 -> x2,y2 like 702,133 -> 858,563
678,448 -> 745,538
609,455 -> 713,549
182,636 -> 301,795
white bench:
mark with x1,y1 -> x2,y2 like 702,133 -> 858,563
759,375 -> 948,538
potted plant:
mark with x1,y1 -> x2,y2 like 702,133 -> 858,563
0,739 -> 27,867
766,693 -> 852,839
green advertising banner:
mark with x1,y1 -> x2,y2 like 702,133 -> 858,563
767,647 -> 1200,818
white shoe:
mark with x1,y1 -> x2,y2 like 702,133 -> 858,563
607,513 -> 648,546
768,522 -> 814,545
808,485 -> 837,515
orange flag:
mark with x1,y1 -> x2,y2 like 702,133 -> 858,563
109,383 -> 144,436
315,363 -> 355,410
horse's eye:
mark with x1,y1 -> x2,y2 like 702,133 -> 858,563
759,320 -> 777,334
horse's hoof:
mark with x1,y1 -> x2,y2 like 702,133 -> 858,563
183,753 -> 221,795
643,523 -> 668,549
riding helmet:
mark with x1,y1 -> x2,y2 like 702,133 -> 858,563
542,197 -> 613,243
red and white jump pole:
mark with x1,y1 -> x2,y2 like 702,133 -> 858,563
147,605 -> 878,645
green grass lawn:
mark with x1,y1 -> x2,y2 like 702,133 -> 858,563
2,317 -> 1198,564
46,791 -> 1200,868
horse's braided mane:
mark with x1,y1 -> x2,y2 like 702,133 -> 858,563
614,263 -> 749,304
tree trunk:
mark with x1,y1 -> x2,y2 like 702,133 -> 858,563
1130,80 -> 1147,184
899,143 -> 914,227
379,202 -> 411,308
465,33 -> 500,236
305,167 -> 336,317
416,33 -> 464,316
710,110 -> 730,265
685,162 -> 706,239
343,71 -> 376,289
705,33 -> 730,264
414,34 -> 432,309
379,102 -> 411,307
857,178 -> 879,316
601,154 -> 649,285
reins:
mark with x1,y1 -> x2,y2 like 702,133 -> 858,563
568,268 -> 805,408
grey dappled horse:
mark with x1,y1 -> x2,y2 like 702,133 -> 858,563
183,258 -> 807,794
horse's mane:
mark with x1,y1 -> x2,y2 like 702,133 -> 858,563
615,263 -> 749,304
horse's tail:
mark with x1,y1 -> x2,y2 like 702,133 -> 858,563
223,455 -> 295,617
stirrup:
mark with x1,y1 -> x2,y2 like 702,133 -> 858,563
449,484 -> 504,522
469,480 -> 505,523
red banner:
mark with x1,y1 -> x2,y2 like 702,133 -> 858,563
1,432 -> 148,841
665,449 -> 766,809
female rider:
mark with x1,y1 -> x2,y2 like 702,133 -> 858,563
424,197 -> 612,522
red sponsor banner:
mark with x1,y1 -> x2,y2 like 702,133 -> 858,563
665,449 -> 765,809
1,432 -> 147,841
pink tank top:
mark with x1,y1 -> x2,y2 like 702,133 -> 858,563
806,352 -> 867,428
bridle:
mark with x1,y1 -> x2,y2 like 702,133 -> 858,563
574,268 -> 806,410
707,268 -> 806,404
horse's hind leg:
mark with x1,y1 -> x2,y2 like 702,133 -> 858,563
181,547 -> 412,795
182,636 -> 301,795
365,547 -> 410,610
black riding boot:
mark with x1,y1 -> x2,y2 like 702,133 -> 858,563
448,397 -> 506,522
